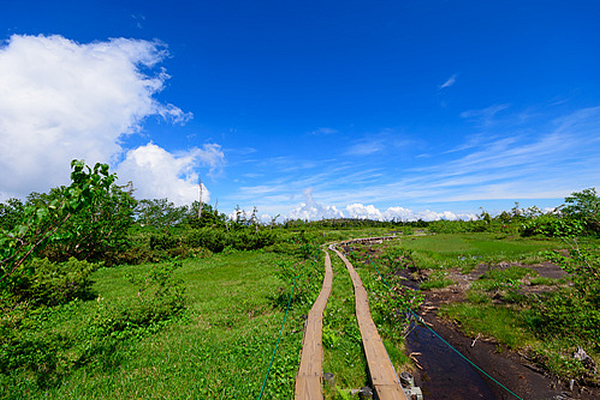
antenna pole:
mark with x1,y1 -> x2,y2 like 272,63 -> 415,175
198,176 -> 203,219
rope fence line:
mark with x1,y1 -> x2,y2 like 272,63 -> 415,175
257,274 -> 299,400
356,248 -> 525,400
257,249 -> 323,398
259,239 -> 525,400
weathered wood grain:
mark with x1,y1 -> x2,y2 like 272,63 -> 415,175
295,250 -> 334,400
331,247 -> 408,400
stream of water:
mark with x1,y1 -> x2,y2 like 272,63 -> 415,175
405,321 -> 498,399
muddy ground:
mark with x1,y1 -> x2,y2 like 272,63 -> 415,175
401,262 -> 600,400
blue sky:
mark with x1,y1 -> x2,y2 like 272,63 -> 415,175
1,0 -> 599,221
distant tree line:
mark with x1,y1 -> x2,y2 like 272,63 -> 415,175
1,159 -> 599,305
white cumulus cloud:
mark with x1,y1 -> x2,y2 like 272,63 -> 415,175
346,203 -> 475,221
346,203 -> 383,220
117,143 -> 224,206
288,188 -> 345,220
0,34 -> 198,201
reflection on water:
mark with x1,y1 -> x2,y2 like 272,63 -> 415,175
405,322 -> 497,399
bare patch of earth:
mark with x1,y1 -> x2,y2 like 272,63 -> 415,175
406,262 -> 599,400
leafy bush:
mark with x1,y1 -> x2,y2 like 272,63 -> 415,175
272,256 -> 323,309
521,214 -> 584,237
6,258 -> 96,306
113,244 -> 160,265
0,261 -> 186,392
227,229 -> 275,251
563,188 -> 600,235
135,198 -> 189,228
36,182 -> 136,266
428,216 -> 498,234
185,228 -> 227,253
529,289 -> 600,348
93,276 -> 184,337
1,161 -> 117,289
149,232 -> 180,251
0,315 -> 67,389
0,198 -> 25,231
530,241 -> 600,348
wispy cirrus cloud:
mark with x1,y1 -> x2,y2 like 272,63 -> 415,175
308,127 -> 338,135
460,103 -> 510,127
238,105 -> 599,220
346,140 -> 385,155
439,73 -> 457,89
224,104 -> 599,221
345,130 -> 410,156
385,106 -> 600,202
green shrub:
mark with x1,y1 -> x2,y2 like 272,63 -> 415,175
521,214 -> 584,237
227,229 -> 275,251
7,258 -> 96,306
530,242 -> 600,348
185,228 -> 227,253
0,261 -> 187,392
113,244 -> 159,265
529,289 -> 600,349
149,232 -> 179,251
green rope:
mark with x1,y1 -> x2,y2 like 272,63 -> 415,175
407,308 -> 524,400
361,249 -> 525,400
257,274 -> 298,400
367,253 -> 391,288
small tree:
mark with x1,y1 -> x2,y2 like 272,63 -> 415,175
563,188 -> 600,234
0,160 -> 117,287
36,181 -> 136,265
136,198 -> 188,228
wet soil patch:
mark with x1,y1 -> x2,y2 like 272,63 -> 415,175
406,320 -> 497,399
405,266 -> 599,400
351,244 -> 599,399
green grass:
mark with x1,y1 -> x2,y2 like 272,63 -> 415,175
322,255 -> 368,398
401,233 -> 562,257
440,303 -> 534,349
5,231 -> 595,398
2,252 -> 309,399
420,270 -> 454,290
529,276 -> 562,286
383,233 -> 565,272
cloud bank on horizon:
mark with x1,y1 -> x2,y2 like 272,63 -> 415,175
0,34 -> 221,206
288,188 -> 476,222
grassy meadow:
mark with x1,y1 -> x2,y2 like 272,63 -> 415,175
1,251 -> 312,399
2,223 -> 599,398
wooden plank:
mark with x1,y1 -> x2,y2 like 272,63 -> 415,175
295,250 -> 334,400
331,248 -> 408,400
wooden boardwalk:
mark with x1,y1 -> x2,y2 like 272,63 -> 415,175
295,245 -> 407,400
295,250 -> 334,400
331,247 -> 408,400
